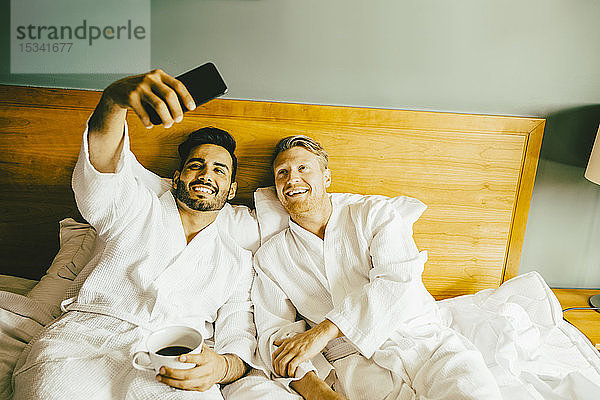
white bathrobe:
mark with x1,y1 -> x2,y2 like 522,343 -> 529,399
12,126 -> 300,400
252,193 -> 502,400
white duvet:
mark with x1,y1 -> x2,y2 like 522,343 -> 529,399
1,271 -> 599,399
439,271 -> 600,399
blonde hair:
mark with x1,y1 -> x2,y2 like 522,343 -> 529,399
272,135 -> 329,170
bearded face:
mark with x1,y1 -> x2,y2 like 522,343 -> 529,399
173,144 -> 236,213
174,176 -> 230,211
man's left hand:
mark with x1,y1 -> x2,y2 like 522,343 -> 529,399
272,319 -> 341,377
157,343 -> 227,391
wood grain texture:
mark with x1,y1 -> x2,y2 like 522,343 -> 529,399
503,120 -> 545,281
0,85 -> 544,298
552,288 -> 600,349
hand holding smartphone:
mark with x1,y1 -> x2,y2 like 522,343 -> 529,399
144,62 -> 228,126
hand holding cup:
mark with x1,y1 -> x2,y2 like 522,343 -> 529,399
132,326 -> 203,373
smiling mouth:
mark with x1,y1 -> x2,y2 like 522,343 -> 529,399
285,188 -> 309,197
190,184 -> 216,195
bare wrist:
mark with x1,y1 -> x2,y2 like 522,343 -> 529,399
89,94 -> 126,130
218,354 -> 230,384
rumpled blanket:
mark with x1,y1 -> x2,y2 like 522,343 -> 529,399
1,272 -> 599,399
0,291 -> 54,399
439,271 -> 600,399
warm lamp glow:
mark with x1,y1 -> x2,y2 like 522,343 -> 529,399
585,125 -> 600,185
584,124 -> 600,310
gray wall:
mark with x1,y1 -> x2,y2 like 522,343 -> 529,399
2,0 -> 599,288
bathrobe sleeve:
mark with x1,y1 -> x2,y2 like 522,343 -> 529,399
71,121 -> 155,240
326,201 -> 439,358
212,251 -> 258,368
252,241 -> 333,386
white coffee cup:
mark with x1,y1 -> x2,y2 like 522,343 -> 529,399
132,326 -> 204,373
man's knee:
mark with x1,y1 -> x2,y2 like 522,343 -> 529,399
333,355 -> 395,400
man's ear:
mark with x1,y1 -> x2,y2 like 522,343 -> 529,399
227,181 -> 238,201
323,169 -> 332,188
172,171 -> 181,190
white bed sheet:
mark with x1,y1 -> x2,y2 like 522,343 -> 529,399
0,271 -> 598,399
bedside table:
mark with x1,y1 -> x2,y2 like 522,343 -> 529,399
552,288 -> 600,350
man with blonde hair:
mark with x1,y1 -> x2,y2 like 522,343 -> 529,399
251,135 -> 502,399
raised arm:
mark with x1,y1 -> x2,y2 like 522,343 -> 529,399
72,69 -> 195,238
87,69 -> 196,172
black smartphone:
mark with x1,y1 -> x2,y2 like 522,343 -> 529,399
145,62 -> 227,125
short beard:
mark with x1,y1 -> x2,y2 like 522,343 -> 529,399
278,191 -> 319,217
282,198 -> 314,216
174,180 -> 229,212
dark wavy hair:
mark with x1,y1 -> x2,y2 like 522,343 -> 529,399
177,127 -> 237,180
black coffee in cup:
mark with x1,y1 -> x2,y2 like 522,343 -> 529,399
133,326 -> 203,372
156,346 -> 193,356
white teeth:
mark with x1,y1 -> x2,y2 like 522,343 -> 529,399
287,189 -> 308,196
192,186 -> 214,194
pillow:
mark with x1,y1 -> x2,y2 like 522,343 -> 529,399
254,187 -> 290,245
253,186 -> 427,245
27,218 -> 96,317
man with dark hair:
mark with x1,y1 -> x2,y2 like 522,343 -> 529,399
178,127 -> 238,178
174,127 -> 239,213
12,70 -> 300,400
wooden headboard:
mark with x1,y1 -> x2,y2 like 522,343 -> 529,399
0,84 -> 544,299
